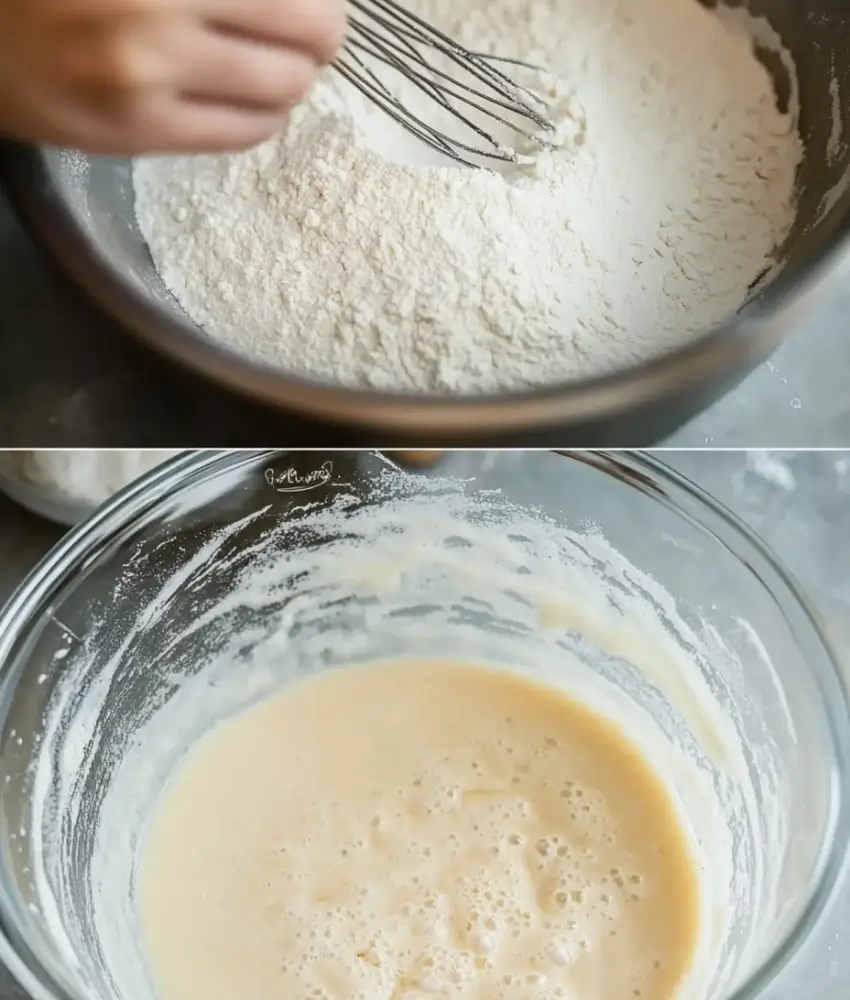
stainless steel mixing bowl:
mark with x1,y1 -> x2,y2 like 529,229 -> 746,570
1,0 -> 850,445
0,450 -> 848,1000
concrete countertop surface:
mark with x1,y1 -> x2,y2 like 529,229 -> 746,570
0,448 -> 848,999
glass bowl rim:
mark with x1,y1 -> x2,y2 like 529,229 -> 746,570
0,449 -> 847,1000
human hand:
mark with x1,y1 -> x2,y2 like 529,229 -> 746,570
0,0 -> 346,155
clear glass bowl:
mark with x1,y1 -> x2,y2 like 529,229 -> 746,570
0,450 -> 847,1000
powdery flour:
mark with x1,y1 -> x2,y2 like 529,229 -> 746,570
0,450 -> 182,510
134,0 -> 801,394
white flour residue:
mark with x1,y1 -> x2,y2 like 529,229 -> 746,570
25,457 -> 798,1000
827,72 -> 845,166
134,0 -> 801,393
0,451 -> 183,513
813,62 -> 848,225
745,450 -> 797,492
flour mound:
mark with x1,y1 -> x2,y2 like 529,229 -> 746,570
134,0 -> 801,394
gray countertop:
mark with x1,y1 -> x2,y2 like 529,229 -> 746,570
0,449 -> 847,1000
2,189 -> 850,447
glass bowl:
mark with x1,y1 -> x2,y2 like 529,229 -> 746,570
0,450 -> 847,1000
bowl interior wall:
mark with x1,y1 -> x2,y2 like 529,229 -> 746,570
42,0 -> 850,356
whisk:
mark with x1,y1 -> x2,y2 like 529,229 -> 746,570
335,0 -> 557,167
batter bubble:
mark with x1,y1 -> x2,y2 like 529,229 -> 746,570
139,659 -> 703,1000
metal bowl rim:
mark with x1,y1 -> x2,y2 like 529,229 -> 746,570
3,143 -> 847,434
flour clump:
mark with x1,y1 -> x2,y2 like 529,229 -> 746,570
134,0 -> 801,394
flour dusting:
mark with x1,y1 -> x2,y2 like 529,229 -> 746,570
0,451 -> 182,511
133,0 -> 801,394
135,0 -> 801,392
745,451 -> 797,492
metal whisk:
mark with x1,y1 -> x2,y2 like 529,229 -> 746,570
335,0 -> 557,167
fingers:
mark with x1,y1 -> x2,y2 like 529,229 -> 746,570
182,30 -> 316,111
201,0 -> 347,65
142,99 -> 288,152
117,87 -> 290,152
0,0 -> 347,156
29,89 -> 288,155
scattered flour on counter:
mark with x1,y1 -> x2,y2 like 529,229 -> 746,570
745,451 -> 797,492
134,0 -> 802,394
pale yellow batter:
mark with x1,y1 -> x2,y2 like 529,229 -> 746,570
138,660 -> 702,1000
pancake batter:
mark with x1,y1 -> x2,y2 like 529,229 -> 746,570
138,660 -> 703,1000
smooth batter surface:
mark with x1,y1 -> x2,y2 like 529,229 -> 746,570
138,660 -> 702,1000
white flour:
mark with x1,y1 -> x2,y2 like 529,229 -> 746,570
0,450 -> 182,512
134,0 -> 801,394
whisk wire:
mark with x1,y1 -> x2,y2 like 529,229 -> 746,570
349,0 -> 542,107
347,20 -> 452,109
334,57 -> 475,165
349,0 -> 547,115
343,25 -> 496,161
344,23 -> 520,163
348,21 -> 551,129
339,58 -> 511,167
338,0 -> 557,165
346,27 -> 547,161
